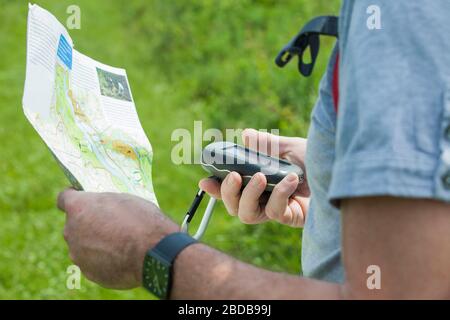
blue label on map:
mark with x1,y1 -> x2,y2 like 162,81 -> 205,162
57,35 -> 72,70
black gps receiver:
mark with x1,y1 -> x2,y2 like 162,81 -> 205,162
200,141 -> 304,191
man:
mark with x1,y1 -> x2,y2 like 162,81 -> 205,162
58,0 -> 450,299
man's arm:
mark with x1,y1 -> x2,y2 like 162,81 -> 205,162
171,241 -> 341,299
341,197 -> 450,299
58,190 -> 450,299
171,197 -> 450,299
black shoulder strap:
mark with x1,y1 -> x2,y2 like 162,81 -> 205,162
275,16 -> 338,77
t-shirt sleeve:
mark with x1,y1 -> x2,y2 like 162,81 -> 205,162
328,0 -> 450,206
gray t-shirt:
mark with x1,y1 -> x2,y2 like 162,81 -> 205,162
302,0 -> 450,283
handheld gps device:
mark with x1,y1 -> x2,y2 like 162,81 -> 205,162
182,141 -> 304,240
200,141 -> 304,191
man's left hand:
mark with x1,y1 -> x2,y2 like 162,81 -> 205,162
57,189 -> 178,289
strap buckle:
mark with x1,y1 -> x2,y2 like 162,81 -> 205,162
275,16 -> 338,77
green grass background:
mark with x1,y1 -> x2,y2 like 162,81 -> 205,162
0,0 -> 339,299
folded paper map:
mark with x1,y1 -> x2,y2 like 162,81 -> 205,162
22,4 -> 158,205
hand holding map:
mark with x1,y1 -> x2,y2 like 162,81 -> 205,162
23,4 -> 158,205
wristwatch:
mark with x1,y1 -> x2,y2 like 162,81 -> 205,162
142,232 -> 197,299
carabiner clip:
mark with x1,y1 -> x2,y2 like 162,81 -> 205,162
180,189 -> 218,240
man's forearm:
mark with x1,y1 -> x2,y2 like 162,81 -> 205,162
171,242 -> 342,299
58,191 -> 450,298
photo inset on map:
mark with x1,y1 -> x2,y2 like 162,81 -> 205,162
96,67 -> 132,102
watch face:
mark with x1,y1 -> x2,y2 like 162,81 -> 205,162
143,253 -> 171,299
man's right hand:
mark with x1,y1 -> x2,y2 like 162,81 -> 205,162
199,129 -> 310,228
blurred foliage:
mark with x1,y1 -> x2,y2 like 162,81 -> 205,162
0,0 -> 339,299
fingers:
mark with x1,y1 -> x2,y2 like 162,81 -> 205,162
238,173 -> 267,223
265,173 -> 299,224
286,197 -> 305,227
220,172 -> 242,216
57,188 -> 84,216
198,177 -> 221,199
242,128 -> 290,156
296,195 -> 310,215
201,170 -> 306,226
296,176 -> 311,198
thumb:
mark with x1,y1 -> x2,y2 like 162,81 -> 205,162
57,188 -> 81,214
198,178 -> 222,199
242,128 -> 290,157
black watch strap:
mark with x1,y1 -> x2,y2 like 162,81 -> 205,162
152,232 -> 197,263
143,232 -> 197,299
